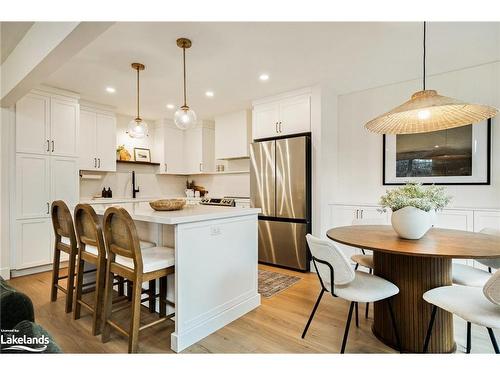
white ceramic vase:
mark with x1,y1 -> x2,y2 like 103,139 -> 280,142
391,206 -> 432,240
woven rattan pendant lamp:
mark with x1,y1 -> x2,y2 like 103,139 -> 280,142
365,22 -> 498,134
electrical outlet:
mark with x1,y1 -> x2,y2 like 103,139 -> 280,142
210,226 -> 221,236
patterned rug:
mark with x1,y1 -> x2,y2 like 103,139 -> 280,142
258,269 -> 301,298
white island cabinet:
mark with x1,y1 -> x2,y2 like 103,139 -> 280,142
88,202 -> 261,352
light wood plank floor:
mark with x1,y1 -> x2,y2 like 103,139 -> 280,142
7,264 -> 498,354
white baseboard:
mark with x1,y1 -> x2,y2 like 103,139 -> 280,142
171,293 -> 261,353
10,262 -> 68,278
0,267 -> 10,280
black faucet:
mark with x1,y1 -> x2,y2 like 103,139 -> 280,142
132,170 -> 140,198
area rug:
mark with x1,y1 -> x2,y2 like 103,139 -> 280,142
258,269 -> 301,298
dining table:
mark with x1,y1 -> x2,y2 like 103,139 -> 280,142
326,225 -> 500,353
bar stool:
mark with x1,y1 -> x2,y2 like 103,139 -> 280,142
101,206 -> 175,353
50,200 -> 78,313
73,204 -> 159,336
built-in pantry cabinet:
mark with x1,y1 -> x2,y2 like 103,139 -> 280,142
79,105 -> 116,172
14,89 -> 80,270
329,203 -> 499,269
252,91 -> 311,140
215,110 -> 251,159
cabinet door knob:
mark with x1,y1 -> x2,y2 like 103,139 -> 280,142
275,122 -> 278,133
46,140 -> 50,152
46,202 -> 50,214
361,209 -> 364,219
279,121 -> 282,133
98,158 -> 101,168
164,163 -> 168,172
51,140 -> 54,152
199,162 -> 203,172
94,158 -> 97,168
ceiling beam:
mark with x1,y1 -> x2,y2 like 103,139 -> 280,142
1,22 -> 114,107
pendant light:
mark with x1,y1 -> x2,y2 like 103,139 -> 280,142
127,63 -> 149,138
174,38 -> 197,130
365,22 -> 498,134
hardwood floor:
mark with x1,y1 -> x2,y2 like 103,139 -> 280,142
7,264 -> 498,354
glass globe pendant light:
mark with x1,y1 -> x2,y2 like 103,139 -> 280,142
174,38 -> 197,130
127,63 -> 149,138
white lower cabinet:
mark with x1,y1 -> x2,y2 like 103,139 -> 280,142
16,218 -> 53,269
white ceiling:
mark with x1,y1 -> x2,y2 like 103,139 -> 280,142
43,22 -> 500,120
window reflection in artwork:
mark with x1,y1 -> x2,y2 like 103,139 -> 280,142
396,125 -> 472,177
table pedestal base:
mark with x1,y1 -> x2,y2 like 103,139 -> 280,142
373,252 -> 455,353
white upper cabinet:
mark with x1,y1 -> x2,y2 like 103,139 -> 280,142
215,110 -> 252,159
183,122 -> 215,174
161,125 -> 185,174
79,106 -> 116,171
252,91 -> 311,140
16,90 -> 79,158
50,98 -> 79,157
16,93 -> 50,155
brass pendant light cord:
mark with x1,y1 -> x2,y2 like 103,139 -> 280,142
182,47 -> 187,107
423,21 -> 426,91
136,66 -> 140,120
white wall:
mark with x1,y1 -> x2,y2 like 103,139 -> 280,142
0,107 -> 13,279
333,62 -> 500,209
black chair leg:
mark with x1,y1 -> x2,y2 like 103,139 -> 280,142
466,322 -> 471,354
487,327 -> 499,354
365,302 -> 369,319
387,298 -> 402,353
423,305 -> 438,353
354,263 -> 359,271
355,302 -> 359,327
301,289 -> 324,339
340,301 -> 355,354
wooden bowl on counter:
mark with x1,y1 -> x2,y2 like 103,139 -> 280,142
149,199 -> 186,211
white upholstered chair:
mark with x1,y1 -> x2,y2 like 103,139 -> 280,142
423,268 -> 500,354
302,234 -> 400,353
452,228 -> 500,287
350,217 -> 387,319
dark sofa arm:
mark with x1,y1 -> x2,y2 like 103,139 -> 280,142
0,277 -> 35,330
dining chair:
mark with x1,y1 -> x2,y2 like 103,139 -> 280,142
301,234 -> 401,353
452,228 -> 500,287
350,217 -> 387,319
423,268 -> 500,354
101,206 -> 175,353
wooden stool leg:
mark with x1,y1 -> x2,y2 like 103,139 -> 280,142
73,256 -> 85,320
101,268 -> 115,343
159,276 -> 167,317
117,276 -> 125,296
148,280 -> 156,313
92,257 -> 107,336
129,278 -> 143,353
50,247 -> 61,302
65,251 -> 77,313
127,280 -> 133,301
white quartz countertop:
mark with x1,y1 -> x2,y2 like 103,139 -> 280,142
86,201 -> 260,225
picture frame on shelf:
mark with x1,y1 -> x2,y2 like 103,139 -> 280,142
383,118 -> 491,185
133,147 -> 151,163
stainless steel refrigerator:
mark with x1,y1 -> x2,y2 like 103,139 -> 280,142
250,135 -> 311,271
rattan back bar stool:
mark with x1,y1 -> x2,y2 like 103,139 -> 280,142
50,200 -> 78,313
101,206 -> 175,353
73,204 -> 109,335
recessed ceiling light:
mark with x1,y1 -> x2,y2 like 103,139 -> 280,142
259,74 -> 269,81
205,91 -> 214,97
105,87 -> 116,93
166,104 -> 175,110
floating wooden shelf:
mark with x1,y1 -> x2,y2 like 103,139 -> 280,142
117,160 -> 160,166
156,170 -> 250,176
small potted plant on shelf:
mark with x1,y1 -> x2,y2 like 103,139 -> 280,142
116,145 -> 131,161
379,182 -> 451,239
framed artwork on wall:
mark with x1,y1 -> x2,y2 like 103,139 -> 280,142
133,147 -> 151,163
383,118 -> 491,185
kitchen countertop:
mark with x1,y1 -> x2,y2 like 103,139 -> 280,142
86,200 -> 260,225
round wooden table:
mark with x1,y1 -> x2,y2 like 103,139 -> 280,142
326,225 -> 500,353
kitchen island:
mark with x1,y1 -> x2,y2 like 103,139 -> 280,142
88,201 -> 261,352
